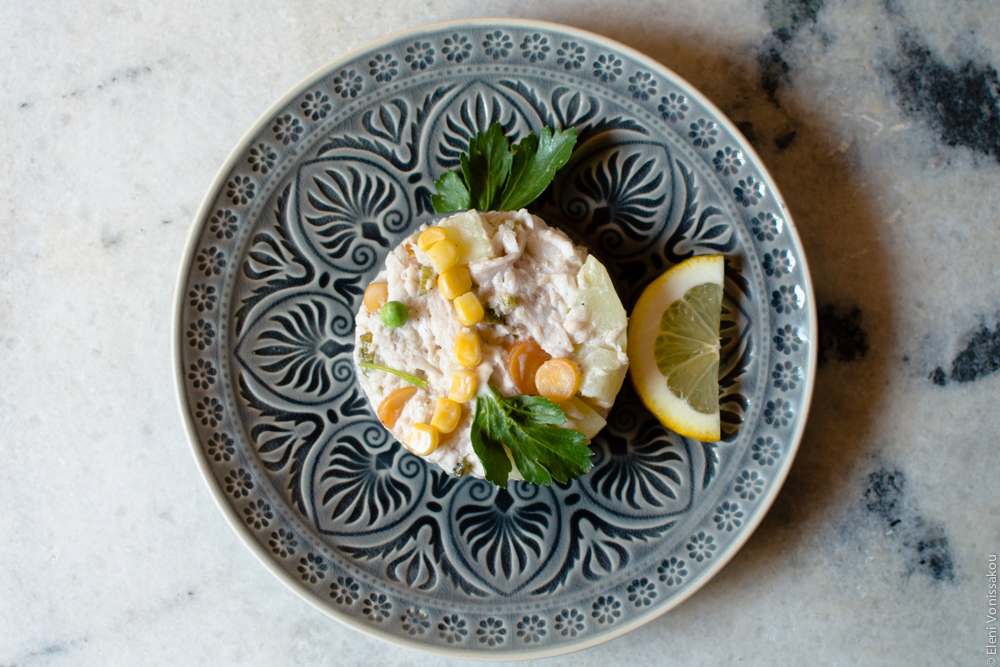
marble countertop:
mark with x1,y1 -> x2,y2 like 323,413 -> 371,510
2,1 -> 996,664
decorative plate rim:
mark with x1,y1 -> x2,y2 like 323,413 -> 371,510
172,17 -> 818,660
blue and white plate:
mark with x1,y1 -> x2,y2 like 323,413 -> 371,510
174,18 -> 816,659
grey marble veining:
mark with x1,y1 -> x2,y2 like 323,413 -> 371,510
1,0 -> 996,664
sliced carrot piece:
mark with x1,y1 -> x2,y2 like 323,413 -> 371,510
535,358 -> 580,403
377,386 -> 418,428
506,339 -> 551,395
363,282 -> 389,312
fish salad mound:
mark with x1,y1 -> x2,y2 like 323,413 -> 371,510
354,209 -> 628,481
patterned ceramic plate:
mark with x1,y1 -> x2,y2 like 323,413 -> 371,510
174,18 -> 816,659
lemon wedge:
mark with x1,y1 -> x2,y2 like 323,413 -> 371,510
628,255 -> 724,442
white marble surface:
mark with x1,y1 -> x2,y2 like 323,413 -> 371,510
2,0 -> 997,664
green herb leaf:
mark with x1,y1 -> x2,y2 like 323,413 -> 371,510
432,123 -> 577,214
470,386 -> 592,488
470,392 -> 513,487
358,362 -> 427,388
499,294 -> 519,313
431,170 -> 471,213
482,305 -> 506,325
495,126 -> 577,211
461,123 -> 512,211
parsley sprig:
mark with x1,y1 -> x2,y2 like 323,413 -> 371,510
431,123 -> 577,214
470,386 -> 593,488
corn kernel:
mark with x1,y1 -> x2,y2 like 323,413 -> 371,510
454,328 -> 482,367
448,369 -> 477,403
454,291 -> 485,326
431,398 -> 462,434
418,226 -> 449,250
425,239 -> 459,274
407,423 -> 439,456
437,265 -> 472,300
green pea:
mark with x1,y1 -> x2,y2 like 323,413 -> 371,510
380,300 -> 408,327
